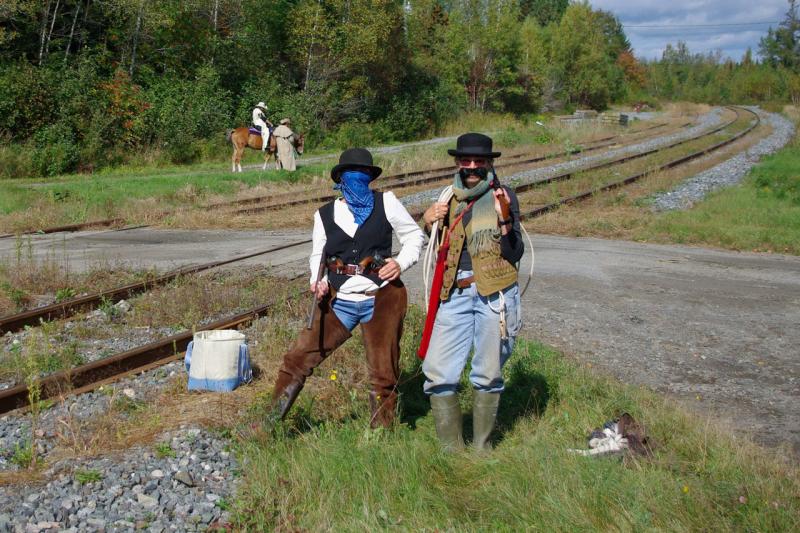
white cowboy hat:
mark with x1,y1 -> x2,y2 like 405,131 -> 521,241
257,102 -> 267,109
279,118 -> 291,125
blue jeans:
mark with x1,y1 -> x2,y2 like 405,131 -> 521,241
331,297 -> 375,331
422,271 -> 522,396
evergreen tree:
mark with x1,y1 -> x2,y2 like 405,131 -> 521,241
758,0 -> 800,71
520,0 -> 567,26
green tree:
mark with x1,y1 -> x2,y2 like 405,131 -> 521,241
759,0 -> 800,71
549,2 -> 625,109
520,0 -> 567,25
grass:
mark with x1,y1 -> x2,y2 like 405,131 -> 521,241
3,275 -> 794,529
0,163 -> 328,232
230,309 -> 799,531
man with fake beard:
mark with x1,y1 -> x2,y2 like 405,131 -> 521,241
421,133 -> 524,451
266,148 -> 424,428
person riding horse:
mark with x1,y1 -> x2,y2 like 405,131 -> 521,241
252,102 -> 272,152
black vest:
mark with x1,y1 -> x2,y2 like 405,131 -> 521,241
319,192 -> 393,290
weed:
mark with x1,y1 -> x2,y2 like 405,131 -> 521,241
154,442 -> 176,459
98,296 -> 121,321
55,287 -> 77,302
1,281 -> 28,310
35,399 -> 55,411
113,395 -> 147,414
9,441 -> 34,468
74,469 -> 102,484
16,327 -> 46,469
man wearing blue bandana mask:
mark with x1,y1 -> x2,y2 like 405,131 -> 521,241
335,169 -> 375,225
265,148 -> 424,429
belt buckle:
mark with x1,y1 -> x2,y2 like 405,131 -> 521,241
343,264 -> 363,276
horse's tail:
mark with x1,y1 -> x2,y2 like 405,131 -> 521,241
225,129 -> 233,142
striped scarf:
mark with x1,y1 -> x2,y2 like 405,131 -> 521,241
452,171 -> 501,256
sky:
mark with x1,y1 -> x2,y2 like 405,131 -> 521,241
589,0 -> 792,61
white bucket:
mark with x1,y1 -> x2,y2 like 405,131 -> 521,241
185,329 -> 251,392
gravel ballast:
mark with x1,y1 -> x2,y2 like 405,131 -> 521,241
651,107 -> 796,210
0,423 -> 238,531
0,361 -> 241,531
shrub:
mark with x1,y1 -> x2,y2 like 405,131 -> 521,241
0,141 -> 34,179
30,123 -> 80,177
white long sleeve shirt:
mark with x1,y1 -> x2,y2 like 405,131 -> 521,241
252,107 -> 267,126
310,191 -> 424,302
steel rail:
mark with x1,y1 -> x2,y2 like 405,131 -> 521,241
0,239 -> 310,335
518,107 -> 760,220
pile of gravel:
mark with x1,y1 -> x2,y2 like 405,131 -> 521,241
0,424 -> 238,531
651,107 -> 796,211
400,108 -> 724,208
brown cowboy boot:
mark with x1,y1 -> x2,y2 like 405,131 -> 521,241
472,391 -> 500,452
235,374 -> 304,442
270,377 -> 304,422
430,394 -> 464,452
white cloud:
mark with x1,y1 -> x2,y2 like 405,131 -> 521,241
589,0 -> 789,60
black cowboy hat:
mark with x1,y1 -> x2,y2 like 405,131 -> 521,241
447,132 -> 501,159
331,148 -> 383,183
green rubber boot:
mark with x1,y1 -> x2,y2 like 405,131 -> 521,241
472,391 -> 501,452
430,394 -> 464,452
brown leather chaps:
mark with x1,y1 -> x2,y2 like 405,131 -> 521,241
271,280 -> 407,428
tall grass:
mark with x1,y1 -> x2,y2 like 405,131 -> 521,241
232,310 -> 799,531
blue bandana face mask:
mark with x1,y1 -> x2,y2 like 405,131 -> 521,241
335,169 -> 374,225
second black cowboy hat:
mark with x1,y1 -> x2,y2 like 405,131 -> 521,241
331,148 -> 383,183
447,132 -> 502,159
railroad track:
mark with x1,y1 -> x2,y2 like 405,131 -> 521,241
0,107 -> 760,414
0,111 -> 748,336
0,111 -> 746,337
224,120 -> 688,217
0,119 -> 684,240
0,239 -> 311,335
516,106 -> 759,219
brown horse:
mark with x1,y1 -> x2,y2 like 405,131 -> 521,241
226,128 -> 305,172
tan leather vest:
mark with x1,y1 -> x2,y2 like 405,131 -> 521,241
439,197 -> 518,300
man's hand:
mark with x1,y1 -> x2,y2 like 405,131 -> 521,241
310,280 -> 329,300
378,258 -> 401,281
423,202 -> 448,226
493,187 -> 511,217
